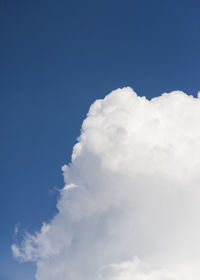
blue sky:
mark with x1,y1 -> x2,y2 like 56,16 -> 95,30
1,0 -> 200,279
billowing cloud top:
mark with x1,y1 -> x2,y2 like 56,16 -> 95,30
12,87 -> 200,279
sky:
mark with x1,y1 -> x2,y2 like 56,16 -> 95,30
1,0 -> 200,279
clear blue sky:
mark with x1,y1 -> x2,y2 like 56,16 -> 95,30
1,0 -> 200,279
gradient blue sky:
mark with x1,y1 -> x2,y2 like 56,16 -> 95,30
1,0 -> 200,279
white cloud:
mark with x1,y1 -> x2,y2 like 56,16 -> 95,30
12,87 -> 200,279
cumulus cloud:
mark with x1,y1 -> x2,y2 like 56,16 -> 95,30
12,87 -> 200,279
